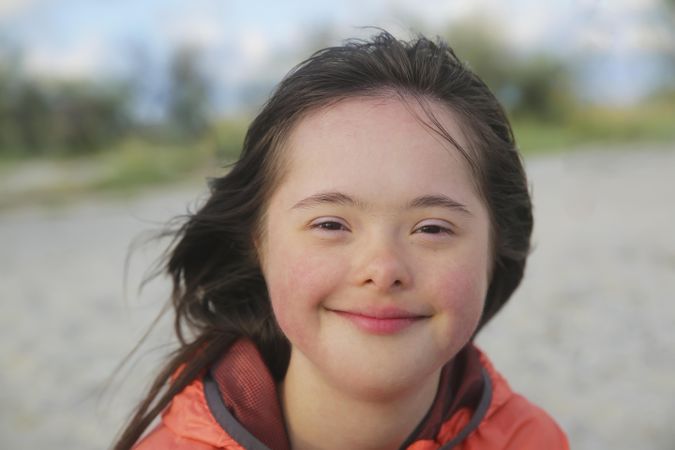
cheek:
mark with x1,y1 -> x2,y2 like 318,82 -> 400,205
434,264 -> 489,334
263,243 -> 342,341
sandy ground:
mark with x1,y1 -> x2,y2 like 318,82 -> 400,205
1,144 -> 674,449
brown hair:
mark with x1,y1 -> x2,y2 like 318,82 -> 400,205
114,29 -> 532,448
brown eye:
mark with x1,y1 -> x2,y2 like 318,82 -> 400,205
419,225 -> 444,234
309,217 -> 350,232
317,221 -> 345,231
413,221 -> 454,236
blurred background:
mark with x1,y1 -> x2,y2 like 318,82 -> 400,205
1,0 -> 674,201
1,0 -> 674,449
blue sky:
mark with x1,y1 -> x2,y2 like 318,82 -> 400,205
1,0 -> 672,110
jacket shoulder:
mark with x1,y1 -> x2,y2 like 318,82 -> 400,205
462,350 -> 570,450
133,376 -> 246,450
469,392 -> 570,450
134,423 -> 218,450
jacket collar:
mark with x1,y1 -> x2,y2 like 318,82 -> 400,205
203,339 -> 489,450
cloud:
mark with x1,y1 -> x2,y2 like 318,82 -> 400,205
23,37 -> 110,79
239,28 -> 269,67
165,13 -> 228,49
381,0 -> 671,55
573,1 -> 674,54
381,0 -> 575,51
0,0 -> 46,20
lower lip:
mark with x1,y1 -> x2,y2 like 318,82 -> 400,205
331,310 -> 425,335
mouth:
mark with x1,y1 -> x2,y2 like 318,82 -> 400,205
326,307 -> 431,335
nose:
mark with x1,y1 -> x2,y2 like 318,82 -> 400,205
355,238 -> 412,291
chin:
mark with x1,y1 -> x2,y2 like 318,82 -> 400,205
322,350 -> 447,402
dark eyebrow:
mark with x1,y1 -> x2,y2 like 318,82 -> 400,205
291,191 -> 471,215
406,194 -> 471,215
291,191 -> 366,210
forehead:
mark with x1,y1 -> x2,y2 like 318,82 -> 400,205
291,95 -> 469,149
277,95 -> 477,195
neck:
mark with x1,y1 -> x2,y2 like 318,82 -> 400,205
280,351 -> 441,450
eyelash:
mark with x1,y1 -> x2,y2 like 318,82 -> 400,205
309,219 -> 454,236
414,223 -> 454,236
310,219 -> 349,232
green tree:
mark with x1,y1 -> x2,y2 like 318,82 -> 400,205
10,81 -> 52,153
51,81 -> 132,155
166,45 -> 211,139
443,16 -> 574,121
443,17 -> 514,98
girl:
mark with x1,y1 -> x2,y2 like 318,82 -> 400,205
115,31 -> 569,450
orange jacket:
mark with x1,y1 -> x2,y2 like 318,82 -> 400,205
135,343 -> 569,450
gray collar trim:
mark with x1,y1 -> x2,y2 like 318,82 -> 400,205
203,371 -> 273,450
438,367 -> 493,449
203,366 -> 493,450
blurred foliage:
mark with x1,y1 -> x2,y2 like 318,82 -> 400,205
0,43 -> 217,159
443,17 -> 575,122
0,63 -> 133,156
441,14 -> 675,154
166,45 -> 211,140
1,13 -> 674,206
514,103 -> 675,154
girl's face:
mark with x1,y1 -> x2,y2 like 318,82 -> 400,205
258,96 -> 491,399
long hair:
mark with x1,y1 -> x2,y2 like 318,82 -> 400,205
114,29 -> 532,448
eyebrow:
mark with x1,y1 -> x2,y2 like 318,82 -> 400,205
406,194 -> 471,215
291,191 -> 366,210
291,191 -> 471,215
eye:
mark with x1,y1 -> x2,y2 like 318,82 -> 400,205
413,221 -> 454,236
418,225 -> 446,234
309,217 -> 350,232
315,221 -> 345,231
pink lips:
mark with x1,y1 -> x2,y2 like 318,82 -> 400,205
329,307 -> 429,335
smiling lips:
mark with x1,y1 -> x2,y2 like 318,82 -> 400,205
329,307 -> 430,335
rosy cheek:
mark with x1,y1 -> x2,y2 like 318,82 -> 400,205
265,246 -> 338,344
435,266 -> 487,330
